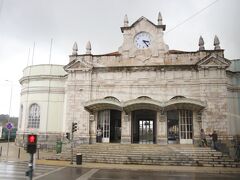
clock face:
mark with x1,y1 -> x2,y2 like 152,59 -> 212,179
134,32 -> 151,49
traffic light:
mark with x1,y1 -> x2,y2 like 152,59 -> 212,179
72,122 -> 77,133
66,132 -> 70,140
27,134 -> 37,154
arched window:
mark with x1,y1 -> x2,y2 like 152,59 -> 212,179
28,104 -> 40,128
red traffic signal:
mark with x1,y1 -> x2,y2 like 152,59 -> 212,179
27,134 -> 37,154
28,135 -> 37,144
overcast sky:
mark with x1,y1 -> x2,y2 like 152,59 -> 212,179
0,0 -> 239,117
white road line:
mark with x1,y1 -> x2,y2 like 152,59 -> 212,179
76,169 -> 99,180
33,166 -> 66,180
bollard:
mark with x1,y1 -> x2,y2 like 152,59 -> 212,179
18,148 -> 20,159
37,148 -> 40,160
0,146 -> 2,156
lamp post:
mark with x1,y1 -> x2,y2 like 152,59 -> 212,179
5,80 -> 13,162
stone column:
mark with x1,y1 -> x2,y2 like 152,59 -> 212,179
157,111 -> 167,144
89,113 -> 96,144
193,111 -> 202,145
121,111 -> 131,144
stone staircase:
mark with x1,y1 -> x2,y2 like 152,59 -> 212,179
47,144 -> 240,167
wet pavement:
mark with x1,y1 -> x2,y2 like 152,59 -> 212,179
89,169 -> 240,180
2,161 -> 240,180
0,161 -> 63,180
35,167 -> 240,180
1,142 -> 240,179
0,161 -> 240,180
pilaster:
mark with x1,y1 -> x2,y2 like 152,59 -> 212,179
157,111 -> 167,144
89,114 -> 96,144
121,111 -> 131,144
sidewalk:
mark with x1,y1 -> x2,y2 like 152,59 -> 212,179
0,142 -> 55,162
1,142 -> 240,174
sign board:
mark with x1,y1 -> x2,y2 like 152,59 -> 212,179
0,126 -> 2,138
6,122 -> 14,130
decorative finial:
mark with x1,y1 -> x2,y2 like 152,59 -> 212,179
158,12 -> 162,25
199,36 -> 205,50
214,35 -> 220,50
124,14 -> 129,27
86,41 -> 91,54
72,42 -> 78,55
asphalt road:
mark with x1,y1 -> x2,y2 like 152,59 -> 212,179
36,167 -> 240,180
1,161 -> 240,180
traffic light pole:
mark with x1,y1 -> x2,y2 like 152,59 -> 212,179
70,131 -> 74,164
25,134 -> 37,179
26,153 -> 34,180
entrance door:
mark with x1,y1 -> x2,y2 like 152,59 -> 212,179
97,110 -> 121,143
179,110 -> 193,144
139,120 -> 153,144
167,110 -> 179,144
110,110 -> 121,143
167,110 -> 193,144
98,110 -> 110,143
132,110 -> 156,144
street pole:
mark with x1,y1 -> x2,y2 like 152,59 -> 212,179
6,80 -> 13,162
70,131 -> 74,164
27,153 -> 34,180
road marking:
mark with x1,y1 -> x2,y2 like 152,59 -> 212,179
33,166 -> 66,180
76,169 -> 99,180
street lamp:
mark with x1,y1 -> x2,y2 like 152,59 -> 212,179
5,80 -> 13,162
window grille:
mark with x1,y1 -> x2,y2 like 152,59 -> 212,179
28,104 -> 40,128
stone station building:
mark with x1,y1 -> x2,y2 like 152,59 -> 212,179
16,13 -> 240,153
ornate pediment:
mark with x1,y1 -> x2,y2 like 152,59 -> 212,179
121,16 -> 166,33
197,54 -> 231,69
119,14 -> 168,60
64,58 -> 93,72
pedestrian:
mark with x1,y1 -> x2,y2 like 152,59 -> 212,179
209,130 -> 218,150
200,129 -> 207,147
96,126 -> 102,143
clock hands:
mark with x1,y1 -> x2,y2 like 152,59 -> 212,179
142,40 -> 150,47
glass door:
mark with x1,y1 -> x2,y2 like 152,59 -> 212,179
139,120 -> 153,144
167,110 -> 179,144
98,110 -> 110,143
179,110 -> 193,144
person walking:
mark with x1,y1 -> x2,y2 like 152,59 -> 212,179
200,129 -> 207,147
209,130 -> 218,150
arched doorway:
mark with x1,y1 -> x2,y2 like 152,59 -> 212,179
97,109 -> 121,143
131,110 -> 156,144
167,109 -> 193,144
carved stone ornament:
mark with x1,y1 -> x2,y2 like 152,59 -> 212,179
199,36 -> 205,50
124,115 -> 129,121
124,14 -> 129,27
214,35 -> 220,50
197,112 -> 202,122
159,115 -> 166,122
72,42 -> 78,55
89,114 -> 95,121
158,12 -> 162,25
86,41 -> 91,54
